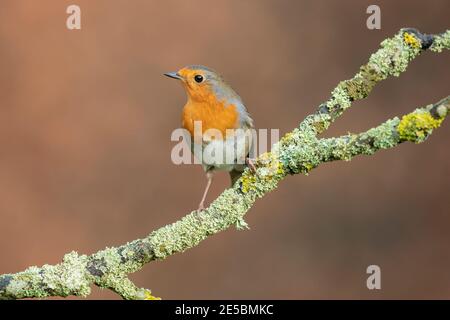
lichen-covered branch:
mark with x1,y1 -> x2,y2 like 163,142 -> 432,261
320,96 -> 449,163
0,28 -> 449,300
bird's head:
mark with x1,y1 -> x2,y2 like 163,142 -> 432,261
164,65 -> 233,103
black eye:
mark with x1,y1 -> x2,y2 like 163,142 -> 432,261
194,75 -> 204,83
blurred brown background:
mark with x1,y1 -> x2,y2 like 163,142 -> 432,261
0,0 -> 449,299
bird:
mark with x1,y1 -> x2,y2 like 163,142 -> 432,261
164,65 -> 255,211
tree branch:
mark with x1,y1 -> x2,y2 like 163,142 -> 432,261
0,28 -> 449,300
320,96 -> 449,163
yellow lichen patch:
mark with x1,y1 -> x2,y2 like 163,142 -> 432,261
241,173 -> 256,193
144,290 -> 161,300
276,161 -> 285,175
240,152 -> 285,194
398,111 -> 443,143
304,163 -> 314,172
258,152 -> 285,176
279,132 -> 295,147
403,32 -> 421,49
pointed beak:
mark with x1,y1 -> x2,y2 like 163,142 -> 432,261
164,71 -> 182,80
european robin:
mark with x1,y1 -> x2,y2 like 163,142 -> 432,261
164,65 -> 255,210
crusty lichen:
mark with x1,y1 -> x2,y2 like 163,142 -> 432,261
1,251 -> 91,299
403,32 -> 421,49
398,110 -> 444,143
241,173 -> 256,193
435,105 -> 448,118
100,275 -> 141,300
320,117 -> 401,162
431,30 -> 450,52
326,85 -> 352,116
278,123 -> 322,175
367,30 -> 422,78
147,187 -> 254,260
240,152 -> 285,195
132,288 -> 161,300
144,290 -> 161,300
304,29 -> 429,136
42,251 -> 91,297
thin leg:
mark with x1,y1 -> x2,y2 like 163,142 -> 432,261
198,171 -> 213,211
245,157 -> 257,173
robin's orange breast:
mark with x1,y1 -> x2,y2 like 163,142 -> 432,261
182,92 -> 239,139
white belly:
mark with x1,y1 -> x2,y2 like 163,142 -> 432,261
191,128 -> 253,172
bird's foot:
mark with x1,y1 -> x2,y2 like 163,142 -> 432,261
197,202 -> 206,212
246,157 -> 257,173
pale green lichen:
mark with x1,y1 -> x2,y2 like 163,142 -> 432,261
325,136 -> 356,161
398,110 -> 444,143
2,251 -> 91,299
305,29 -> 427,136
366,31 -> 422,78
278,125 -> 322,175
99,275 -> 140,300
326,85 -> 352,115
436,105 -> 448,118
99,248 -> 122,266
430,30 -> 450,52
148,188 -> 253,260
368,118 -> 401,150
234,218 -> 250,230
4,278 -> 28,298
86,246 -> 159,300
135,288 -> 161,300
318,117 -> 402,163
40,251 -> 90,297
